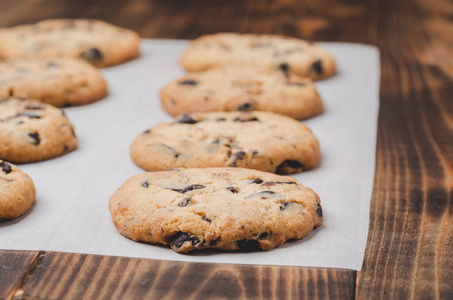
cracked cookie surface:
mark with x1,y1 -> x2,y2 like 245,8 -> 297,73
0,19 -> 140,67
130,111 -> 320,174
0,98 -> 77,163
0,58 -> 107,107
160,65 -> 323,120
181,33 -> 336,80
0,160 -> 36,219
109,167 -> 323,253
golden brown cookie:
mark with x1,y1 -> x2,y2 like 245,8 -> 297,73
181,33 -> 336,80
0,160 -> 36,219
131,111 -> 320,174
0,99 -> 77,163
0,58 -> 107,107
109,167 -> 323,253
160,65 -> 323,120
0,19 -> 140,67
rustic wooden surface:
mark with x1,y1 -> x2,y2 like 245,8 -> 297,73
0,0 -> 452,299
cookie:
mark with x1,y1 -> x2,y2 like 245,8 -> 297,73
0,58 -> 108,107
109,167 -> 323,253
0,160 -> 36,219
131,111 -> 320,174
0,19 -> 140,67
181,33 -> 336,80
160,65 -> 323,120
0,98 -> 77,163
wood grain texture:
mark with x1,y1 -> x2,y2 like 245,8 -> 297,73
0,250 -> 39,299
0,0 -> 452,299
13,251 -> 355,299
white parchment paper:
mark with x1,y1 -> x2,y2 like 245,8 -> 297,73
0,40 -> 379,270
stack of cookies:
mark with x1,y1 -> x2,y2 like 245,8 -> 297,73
110,33 -> 336,253
0,19 -> 140,219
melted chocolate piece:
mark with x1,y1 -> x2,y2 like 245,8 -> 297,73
227,186 -> 239,193
316,202 -> 323,217
176,114 -> 198,124
178,80 -> 198,86
233,115 -> 259,122
250,178 -> 263,184
171,184 -> 206,194
231,151 -> 246,167
202,216 -> 211,223
17,112 -> 41,119
28,132 -> 40,145
0,161 -> 12,174
170,232 -> 201,250
237,239 -> 261,251
81,48 -> 103,64
310,59 -> 323,76
280,202 -> 293,211
276,160 -> 305,174
279,63 -> 290,78
236,102 -> 253,111
178,198 -> 191,207
257,232 -> 268,240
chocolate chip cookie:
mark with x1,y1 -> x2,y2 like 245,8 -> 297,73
0,160 -> 36,219
181,33 -> 336,80
0,58 -> 108,107
109,167 -> 323,253
0,98 -> 77,163
0,19 -> 140,67
160,65 -> 323,120
130,111 -> 320,174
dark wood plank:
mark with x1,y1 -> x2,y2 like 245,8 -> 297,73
13,251 -> 355,299
0,250 -> 40,299
356,0 -> 453,298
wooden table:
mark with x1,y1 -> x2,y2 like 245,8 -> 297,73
1,0 -> 452,299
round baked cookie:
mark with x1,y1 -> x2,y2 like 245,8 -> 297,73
0,19 -> 140,67
160,65 -> 323,120
181,33 -> 336,80
0,58 -> 108,107
109,167 -> 323,253
0,160 -> 36,219
131,111 -> 320,174
0,98 -> 77,163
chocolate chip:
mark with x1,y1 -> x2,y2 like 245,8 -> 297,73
178,198 -> 191,207
310,59 -> 323,75
80,48 -> 103,64
226,186 -> 239,193
231,151 -> 246,167
260,191 -> 275,194
24,104 -> 44,110
257,232 -> 268,240
143,129 -> 151,134
233,115 -> 259,122
0,161 -> 12,174
171,184 -> 206,194
62,102 -> 73,108
8,88 -> 14,97
176,114 -> 198,124
17,112 -> 41,119
236,102 -> 253,111
63,144 -> 69,152
250,178 -> 263,184
141,180 -> 149,188
28,132 -> 40,145
216,118 -> 226,122
209,239 -> 219,246
202,216 -> 211,223
279,63 -> 290,78
276,160 -> 305,174
170,232 -> 201,250
316,202 -> 323,217
178,80 -> 198,86
237,239 -> 261,251
280,202 -> 293,211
